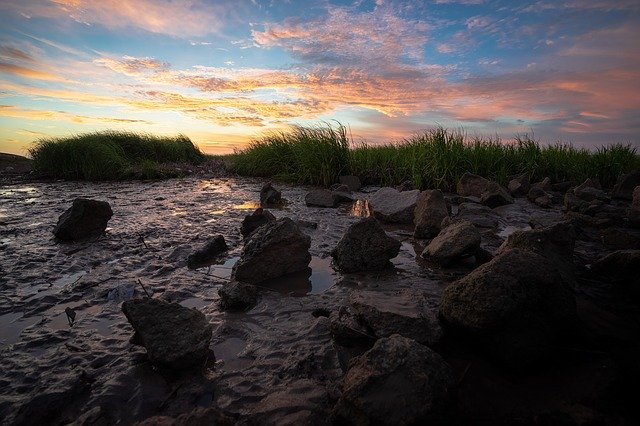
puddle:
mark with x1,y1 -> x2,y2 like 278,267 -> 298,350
232,201 -> 261,210
213,337 -> 251,372
47,304 -> 103,331
258,256 -> 335,296
349,199 -> 371,217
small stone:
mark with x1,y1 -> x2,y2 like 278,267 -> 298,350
187,235 -> 228,269
260,182 -> 281,205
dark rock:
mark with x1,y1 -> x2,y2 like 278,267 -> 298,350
218,281 -> 259,311
630,186 -> 640,228
340,175 -> 362,191
414,189 -> 449,239
331,217 -> 401,272
613,171 -> 640,200
260,182 -> 281,205
333,335 -> 454,425
122,298 -> 212,370
240,208 -> 276,238
233,218 -> 311,284
330,183 -> 351,193
329,306 -> 376,348
527,186 -> 547,202
532,177 -> 552,191
395,180 -> 415,192
369,187 -> 420,223
446,195 -> 480,205
480,181 -> 514,208
136,407 -> 235,426
564,190 -> 587,212
305,189 -> 352,207
455,202 -> 500,228
591,250 -> 640,299
457,172 -> 490,197
508,175 -> 531,197
534,194 -> 552,208
422,220 -> 481,266
186,235 -> 227,268
552,181 -> 577,193
53,198 -> 113,241
574,186 -> 609,203
565,211 -> 613,228
474,247 -> 494,265
440,248 -> 576,366
600,228 -> 640,249
296,219 -> 318,229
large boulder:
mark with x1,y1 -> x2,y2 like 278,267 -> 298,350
218,281 -> 259,311
233,218 -> 311,284
186,235 -> 228,269
122,298 -> 212,370
440,248 -> 576,366
368,187 -> 420,223
333,335 -> 454,425
305,189 -> 352,207
240,208 -> 276,238
422,220 -> 481,266
455,203 -> 500,228
339,175 -> 362,191
508,175 -> 531,197
414,189 -> 449,239
480,181 -> 514,208
331,217 -> 401,272
457,172 -> 489,197
612,171 -> 640,200
260,182 -> 281,205
53,198 -> 113,241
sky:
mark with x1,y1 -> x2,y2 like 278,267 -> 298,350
0,0 -> 639,155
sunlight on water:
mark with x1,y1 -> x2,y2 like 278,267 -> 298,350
349,199 -> 371,217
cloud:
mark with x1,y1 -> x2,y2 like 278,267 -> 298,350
0,46 -> 34,62
0,104 -> 153,124
0,62 -> 68,82
95,56 -> 170,76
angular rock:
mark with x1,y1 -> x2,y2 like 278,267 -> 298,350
534,194 -> 552,208
422,220 -> 481,266
457,172 -> 490,197
334,335 -> 454,425
339,175 -> 362,191
331,217 -> 401,272
455,202 -> 500,228
240,208 -> 276,238
233,218 -> 311,284
480,181 -> 514,208
414,189 -> 449,239
53,198 -> 113,241
552,181 -> 577,194
186,235 -> 228,269
532,177 -> 552,191
574,185 -> 609,203
613,171 -> 640,200
305,189 -> 352,207
600,228 -> 640,249
260,182 -> 281,205
122,298 -> 212,370
329,306 -> 376,348
368,187 -> 420,223
508,175 -> 531,197
218,281 -> 259,311
527,186 -> 547,202
440,248 -> 577,366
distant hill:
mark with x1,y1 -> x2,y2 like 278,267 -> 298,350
0,153 -> 33,175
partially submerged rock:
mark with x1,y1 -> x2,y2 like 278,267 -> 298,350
186,235 -> 228,269
480,181 -> 514,208
240,208 -> 276,238
457,172 -> 489,197
53,198 -> 113,241
613,171 -> 640,200
440,249 -> 576,366
305,189 -> 352,208
260,182 -> 281,205
331,217 -> 401,272
329,306 -> 376,348
333,335 -> 454,425
233,218 -> 311,284
368,187 -> 419,223
422,220 -> 481,266
414,189 -> 449,239
218,281 -> 259,311
122,298 -> 212,370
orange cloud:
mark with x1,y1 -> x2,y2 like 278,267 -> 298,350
0,62 -> 68,82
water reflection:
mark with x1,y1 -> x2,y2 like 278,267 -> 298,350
258,256 -> 335,296
349,199 -> 371,217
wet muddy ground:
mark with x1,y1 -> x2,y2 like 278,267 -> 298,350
0,177 -> 638,425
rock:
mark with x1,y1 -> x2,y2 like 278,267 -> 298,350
233,218 -> 311,284
600,228 -> 640,249
457,172 -> 490,197
591,250 -> 640,298
218,281 -> 259,311
414,189 -> 449,239
422,220 -> 481,266
368,187 -> 420,223
53,198 -> 113,241
330,183 -> 351,193
527,186 -> 547,202
395,180 -> 415,192
508,175 -> 531,197
350,291 -> 442,347
186,235 -> 228,269
331,217 -> 401,272
136,407 -> 235,426
564,190 -> 587,212
305,189 -> 352,207
329,306 -> 376,348
455,203 -> 500,228
532,177 -> 552,191
574,185 -> 609,203
480,181 -> 514,208
534,194 -> 552,208
260,182 -> 281,205
339,175 -> 362,191
446,195 -> 480,205
613,171 -> 640,200
240,208 -> 276,238
334,335 -> 454,425
552,181 -> 577,193
440,248 -> 576,366
630,186 -> 640,228
296,219 -> 318,229
565,211 -> 613,228
122,299 -> 212,370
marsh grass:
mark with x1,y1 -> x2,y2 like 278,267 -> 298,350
29,131 -> 205,180
230,124 -> 639,190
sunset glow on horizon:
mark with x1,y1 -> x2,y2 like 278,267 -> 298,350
0,0 -> 639,155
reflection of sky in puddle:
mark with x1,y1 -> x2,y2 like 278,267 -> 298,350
232,201 -> 261,210
349,199 -> 371,217
258,256 -> 335,296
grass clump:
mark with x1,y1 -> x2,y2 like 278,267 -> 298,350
29,131 -> 205,180
230,124 -> 639,190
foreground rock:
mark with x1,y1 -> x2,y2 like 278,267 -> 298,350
414,189 -> 449,239
457,172 -> 489,197
186,235 -> 228,269
422,220 -> 480,266
333,335 -> 454,425
122,298 -> 212,370
480,181 -> 514,208
368,187 -> 420,223
53,198 -> 113,241
233,218 -> 311,283
218,281 -> 259,311
332,217 -> 401,272
612,171 -> 640,200
260,182 -> 281,205
305,189 -> 352,207
440,248 -> 576,366
240,208 -> 276,238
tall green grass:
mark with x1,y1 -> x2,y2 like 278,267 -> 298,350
230,124 -> 639,190
29,131 -> 205,180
